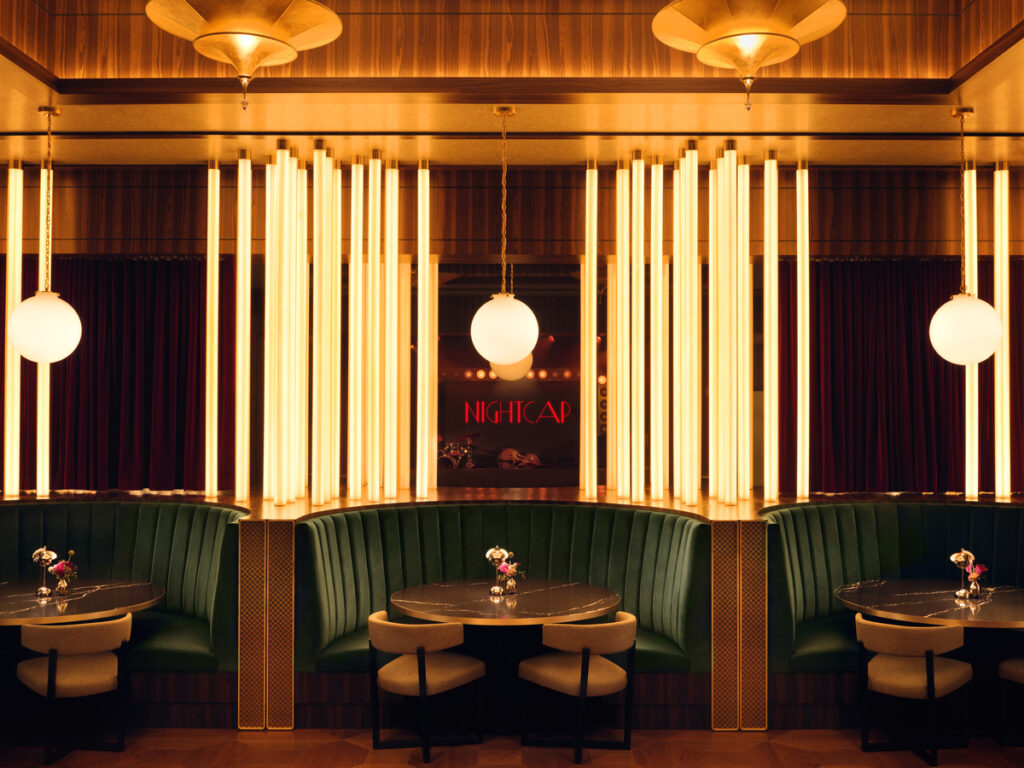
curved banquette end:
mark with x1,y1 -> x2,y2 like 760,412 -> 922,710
294,502 -> 710,675
0,500 -> 247,671
763,500 -> 1024,673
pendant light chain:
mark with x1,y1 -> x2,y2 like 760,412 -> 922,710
500,109 -> 509,295
44,109 -> 53,292
959,110 -> 966,295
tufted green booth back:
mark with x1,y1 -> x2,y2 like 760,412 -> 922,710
295,502 -> 710,673
764,501 -> 1024,670
0,501 -> 246,667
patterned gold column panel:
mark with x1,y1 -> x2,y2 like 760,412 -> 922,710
710,520 -> 739,730
266,520 -> 295,730
738,520 -> 767,730
237,519 -> 266,730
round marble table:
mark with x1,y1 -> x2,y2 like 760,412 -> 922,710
390,578 -> 621,626
834,578 -> 1024,628
0,578 -> 165,625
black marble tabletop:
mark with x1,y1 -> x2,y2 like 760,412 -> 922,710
834,578 -> 1024,628
0,578 -> 165,625
391,578 -> 621,626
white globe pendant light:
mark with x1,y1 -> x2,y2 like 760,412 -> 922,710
490,352 -> 533,381
470,106 -> 539,366
10,107 -> 82,364
929,107 -> 1001,365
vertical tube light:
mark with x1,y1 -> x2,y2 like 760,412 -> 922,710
415,162 -> 431,498
708,157 -> 718,499
235,150 -> 252,502
4,162 -> 23,498
763,151 -> 779,501
737,160 -> 751,499
263,155 -> 276,501
310,144 -> 326,504
36,162 -> 51,498
606,262 -> 617,494
994,161 -> 1011,500
796,160 -> 810,500
297,162 -> 309,500
684,143 -> 700,505
964,161 -> 979,500
366,150 -> 382,501
672,156 -> 682,498
383,160 -> 399,498
428,261 -> 439,490
205,161 -> 220,499
348,158 -> 365,499
583,161 -> 598,498
330,160 -> 343,499
630,151 -> 645,502
649,159 -> 665,500
615,161 -> 631,498
398,259 -> 412,491
721,144 -> 738,505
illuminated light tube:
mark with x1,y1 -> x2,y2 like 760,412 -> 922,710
796,160 -> 810,500
583,161 -> 598,498
5,162 -> 23,498
311,144 -> 327,505
263,155 -> 276,501
721,143 -> 738,506
367,150 -> 382,501
630,150 -> 645,502
383,160 -> 399,499
964,161 -> 979,500
684,143 -> 700,506
36,162 -> 51,499
398,259 -> 412,491
348,158 -> 365,499
415,162 -> 431,498
331,160 -> 343,500
276,147 -> 294,504
737,160 -> 751,499
235,151 -> 252,502
296,162 -> 309,501
994,161 -> 1010,500
672,157 -> 682,498
606,261 -> 617,493
649,159 -> 665,501
428,261 -> 439,490
763,151 -> 779,502
708,156 -> 718,500
615,161 -> 631,498
205,160 -> 220,499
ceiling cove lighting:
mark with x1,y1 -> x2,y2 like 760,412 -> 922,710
10,107 -> 82,365
651,0 -> 848,109
144,0 -> 342,109
929,108 -> 1001,366
470,107 -> 539,366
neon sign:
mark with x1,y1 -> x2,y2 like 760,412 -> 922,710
464,400 -> 573,425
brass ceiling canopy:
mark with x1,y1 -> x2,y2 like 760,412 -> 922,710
652,0 -> 847,109
145,0 -> 343,109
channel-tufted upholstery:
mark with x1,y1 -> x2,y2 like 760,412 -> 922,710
295,502 -> 710,674
764,501 -> 1024,672
0,501 -> 246,671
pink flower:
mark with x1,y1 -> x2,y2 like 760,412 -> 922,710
968,563 -> 988,577
53,561 -> 65,576
498,562 -> 510,574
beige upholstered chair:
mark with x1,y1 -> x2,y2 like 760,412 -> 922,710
518,611 -> 636,764
998,656 -> 1024,744
855,613 -> 972,766
17,613 -> 133,765
367,610 -> 485,763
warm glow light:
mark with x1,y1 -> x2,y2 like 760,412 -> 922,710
383,161 -> 399,499
630,151 -> 646,502
491,353 -> 532,381
4,163 -> 23,498
205,161 -> 220,499
415,163 -> 432,498
650,160 -> 665,501
763,151 -> 779,501
964,162 -> 979,501
538,369 -> 548,379
470,293 -> 539,365
614,162 -> 631,498
598,374 -> 608,385
348,158 -> 364,499
429,263 -> 439,490
9,291 -> 81,364
235,151 -> 251,502
367,151 -> 382,501
487,370 -> 497,379
719,145 -> 737,505
311,144 -> 328,505
683,143 -> 700,506
928,294 -> 1001,365
476,369 -> 486,379
994,161 -> 1011,500
707,159 -> 717,500
526,370 -> 535,379
582,161 -> 598,499
735,34 -> 763,58
796,161 -> 810,500
737,161 -> 751,499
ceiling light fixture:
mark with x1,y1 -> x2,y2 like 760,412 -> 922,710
470,107 -> 540,366
929,107 -> 1001,365
9,107 -> 82,364
144,0 -> 343,109
651,0 -> 848,109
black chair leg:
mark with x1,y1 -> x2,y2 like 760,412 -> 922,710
418,694 -> 431,764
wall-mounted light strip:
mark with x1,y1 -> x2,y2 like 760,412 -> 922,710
429,260 -> 439,490
994,161 -> 1010,500
398,258 -> 412,492
331,160 -> 343,500
762,151 -> 779,502
582,161 -> 598,498
708,155 -> 718,500
235,151 -> 251,502
796,160 -> 810,500
415,162 -> 431,498
366,150 -> 382,501
720,143 -> 738,505
276,147 -> 294,503
606,260 -> 617,494
296,162 -> 309,502
36,163 -> 51,499
263,155 -> 276,501
672,156 -> 682,499
630,150 -> 646,502
964,161 -> 979,501
311,144 -> 327,504
205,160 -> 220,499
683,143 -> 700,505
4,162 -> 23,499
649,159 -> 665,500
615,161 -> 630,498
383,160 -> 399,499
348,158 -> 364,499
737,160 -> 751,499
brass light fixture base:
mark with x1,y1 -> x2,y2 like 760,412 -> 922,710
38,106 -> 60,117
952,106 -> 974,118
493,105 -> 516,118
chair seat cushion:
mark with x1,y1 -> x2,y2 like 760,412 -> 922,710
125,610 -> 216,672
519,651 -> 627,698
999,657 -> 1024,685
17,652 -> 118,698
789,614 -> 858,673
868,654 -> 972,700
377,651 -> 485,697
635,628 -> 690,673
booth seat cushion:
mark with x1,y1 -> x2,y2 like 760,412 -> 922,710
125,610 -> 218,672
634,628 -> 691,673
315,628 -> 372,673
789,614 -> 858,673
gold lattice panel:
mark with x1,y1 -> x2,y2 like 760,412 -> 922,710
738,520 -> 768,730
710,521 -> 739,730
265,520 -> 295,730
237,519 -> 266,729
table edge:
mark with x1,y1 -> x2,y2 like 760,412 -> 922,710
834,582 -> 1024,629
0,588 -> 165,626
392,597 -> 622,626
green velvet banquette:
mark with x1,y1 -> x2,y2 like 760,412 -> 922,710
0,500 -> 246,671
765,501 -> 1024,673
294,502 -> 710,675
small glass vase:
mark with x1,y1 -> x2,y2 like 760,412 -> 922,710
54,578 -> 69,595
968,579 -> 981,598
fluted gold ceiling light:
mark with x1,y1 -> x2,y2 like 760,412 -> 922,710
652,0 -> 847,109
145,0 -> 342,109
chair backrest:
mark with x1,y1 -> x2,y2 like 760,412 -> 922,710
21,613 -> 132,655
367,611 -> 463,654
854,613 -> 963,657
542,611 -> 636,655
